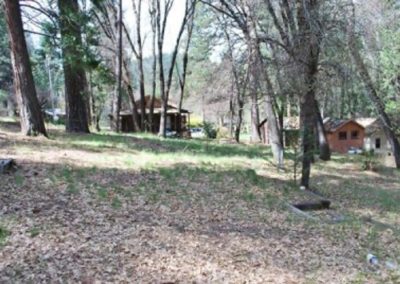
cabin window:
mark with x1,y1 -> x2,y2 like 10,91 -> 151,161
375,138 -> 381,149
338,131 -> 347,140
351,131 -> 359,140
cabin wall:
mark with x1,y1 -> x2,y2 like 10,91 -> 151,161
364,130 -> 391,154
121,113 -> 186,133
326,122 -> 365,153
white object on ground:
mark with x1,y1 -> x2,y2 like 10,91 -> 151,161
367,253 -> 378,265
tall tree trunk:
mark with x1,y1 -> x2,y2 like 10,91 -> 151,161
177,12 -> 195,136
258,49 -> 284,167
300,83 -> 317,188
235,99 -> 244,143
149,0 -> 157,133
250,11 -> 283,164
156,0 -> 166,136
315,100 -> 331,161
132,0 -> 146,131
122,59 -> 141,131
297,0 -> 320,188
5,0 -> 47,137
58,0 -> 89,133
225,30 -> 245,143
348,1 -> 400,168
248,37 -> 261,143
113,0 -> 123,132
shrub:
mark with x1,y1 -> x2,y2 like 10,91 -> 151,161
203,121 -> 217,139
361,150 -> 378,171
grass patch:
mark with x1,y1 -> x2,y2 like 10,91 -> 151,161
28,227 -> 40,238
111,197 -> 122,209
0,225 -> 10,246
96,186 -> 108,200
14,174 -> 24,187
67,183 -> 79,195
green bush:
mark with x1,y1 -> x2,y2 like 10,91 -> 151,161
361,150 -> 378,171
203,121 -> 217,139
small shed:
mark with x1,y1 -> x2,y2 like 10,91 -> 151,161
324,119 -> 365,153
259,117 -> 300,147
356,117 -> 395,158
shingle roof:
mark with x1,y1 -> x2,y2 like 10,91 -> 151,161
324,118 -> 364,132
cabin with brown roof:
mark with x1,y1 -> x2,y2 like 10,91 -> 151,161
324,119 -> 365,153
120,96 -> 190,134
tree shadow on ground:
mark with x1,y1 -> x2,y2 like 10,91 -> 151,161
0,160 -> 378,283
0,120 -> 20,133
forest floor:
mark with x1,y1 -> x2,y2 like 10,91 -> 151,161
1,118 -> 400,283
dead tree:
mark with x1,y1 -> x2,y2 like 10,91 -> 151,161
92,0 -> 141,131
225,30 -> 248,143
203,0 -> 284,165
156,0 -> 195,137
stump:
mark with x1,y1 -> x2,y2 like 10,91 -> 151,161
0,159 -> 16,174
293,200 -> 331,211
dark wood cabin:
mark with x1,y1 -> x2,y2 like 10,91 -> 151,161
120,96 -> 190,134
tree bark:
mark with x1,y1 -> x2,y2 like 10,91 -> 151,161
132,0 -> 146,131
225,30 -> 245,143
58,0 -> 89,133
5,0 -> 47,137
149,0 -> 157,133
177,11 -> 195,136
315,101 -> 331,161
122,59 -> 141,131
247,36 -> 262,143
296,0 -> 320,188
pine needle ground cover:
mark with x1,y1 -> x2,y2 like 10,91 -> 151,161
1,120 -> 399,283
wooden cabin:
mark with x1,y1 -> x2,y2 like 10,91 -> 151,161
324,119 -> 365,153
120,96 -> 190,134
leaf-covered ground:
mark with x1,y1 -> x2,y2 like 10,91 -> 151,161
1,120 -> 400,283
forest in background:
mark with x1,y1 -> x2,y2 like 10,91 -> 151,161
2,0 -> 400,187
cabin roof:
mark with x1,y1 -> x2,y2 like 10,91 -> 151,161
324,118 -> 364,133
120,96 -> 190,115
